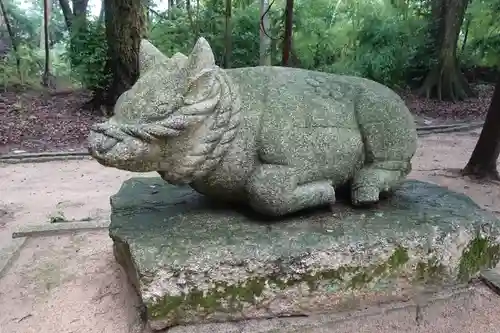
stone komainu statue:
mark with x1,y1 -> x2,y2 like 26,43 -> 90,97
88,37 -> 418,216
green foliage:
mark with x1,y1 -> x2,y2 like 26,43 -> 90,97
1,0 -> 67,47
148,0 -> 438,87
64,22 -> 110,90
0,44 -> 43,90
461,0 -> 500,68
350,11 -> 431,87
2,0 -> 500,92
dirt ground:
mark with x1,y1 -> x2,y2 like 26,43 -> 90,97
1,130 -> 500,333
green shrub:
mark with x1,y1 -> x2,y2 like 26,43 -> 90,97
64,21 -> 110,91
0,44 -> 43,90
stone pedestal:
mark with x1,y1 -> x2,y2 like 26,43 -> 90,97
109,177 -> 500,331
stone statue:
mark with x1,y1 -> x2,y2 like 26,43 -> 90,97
88,37 -> 418,216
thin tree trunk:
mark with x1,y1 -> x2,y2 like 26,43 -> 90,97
97,0 -> 105,25
42,0 -> 52,87
462,76 -> 500,179
281,0 -> 293,66
223,0 -> 232,68
417,0 -> 475,101
58,0 -> 89,31
58,0 -> 89,77
259,0 -> 271,66
0,0 -> 21,80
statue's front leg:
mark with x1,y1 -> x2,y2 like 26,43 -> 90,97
246,164 -> 335,216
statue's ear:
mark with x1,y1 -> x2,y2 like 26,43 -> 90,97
171,52 -> 188,67
139,39 -> 170,74
184,37 -> 216,78
183,68 -> 218,105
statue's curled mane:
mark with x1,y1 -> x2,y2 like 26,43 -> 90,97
93,66 -> 242,182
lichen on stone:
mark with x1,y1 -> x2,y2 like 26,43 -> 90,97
146,246 -> 414,320
458,233 -> 500,281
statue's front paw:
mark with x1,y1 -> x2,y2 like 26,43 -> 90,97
351,185 -> 380,206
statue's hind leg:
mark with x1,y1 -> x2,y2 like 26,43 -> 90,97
246,164 -> 336,216
351,120 -> 416,205
351,161 -> 411,205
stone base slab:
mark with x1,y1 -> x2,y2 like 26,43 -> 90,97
109,178 -> 500,330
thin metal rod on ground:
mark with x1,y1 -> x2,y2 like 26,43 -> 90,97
12,220 -> 111,239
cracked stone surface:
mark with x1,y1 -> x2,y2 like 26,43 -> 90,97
109,177 -> 500,330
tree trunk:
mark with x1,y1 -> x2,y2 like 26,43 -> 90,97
97,0 -> 105,25
281,0 -> 293,66
462,76 -> 500,179
42,0 -> 54,87
0,0 -> 21,80
223,0 -> 232,68
259,0 -> 271,66
58,0 -> 89,76
417,0 -> 475,101
58,0 -> 89,31
94,0 -> 145,113
58,0 -> 73,30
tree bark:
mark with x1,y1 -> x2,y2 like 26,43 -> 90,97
0,0 -> 21,80
93,0 -> 145,113
462,76 -> 500,180
58,0 -> 89,31
281,0 -> 293,66
417,0 -> 475,101
97,0 -> 105,25
42,0 -> 53,87
58,0 -> 89,75
259,0 -> 271,66
58,0 -> 73,30
223,0 -> 232,68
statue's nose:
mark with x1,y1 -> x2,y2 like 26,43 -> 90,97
88,129 -> 119,155
96,137 -> 118,154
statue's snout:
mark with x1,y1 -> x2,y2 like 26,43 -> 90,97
88,122 -> 121,157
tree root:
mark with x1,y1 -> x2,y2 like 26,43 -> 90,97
461,165 -> 500,181
418,66 -> 476,102
82,89 -> 114,117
